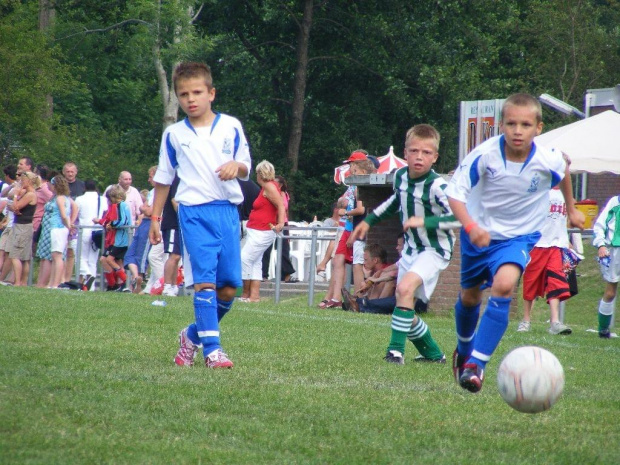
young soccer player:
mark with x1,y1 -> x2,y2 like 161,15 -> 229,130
350,124 -> 460,364
95,185 -> 131,291
149,62 -> 251,369
592,194 -> 620,338
446,93 -> 585,393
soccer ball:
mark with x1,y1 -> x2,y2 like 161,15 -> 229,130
496,346 -> 564,414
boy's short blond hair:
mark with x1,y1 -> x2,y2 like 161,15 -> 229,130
256,160 -> 276,182
405,124 -> 441,151
148,165 -> 158,177
173,62 -> 214,92
107,185 -> 126,203
502,93 -> 543,123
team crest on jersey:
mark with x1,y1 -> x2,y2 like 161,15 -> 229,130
527,173 -> 540,193
222,138 -> 232,155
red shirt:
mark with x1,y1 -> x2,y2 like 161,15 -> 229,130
246,181 -> 280,231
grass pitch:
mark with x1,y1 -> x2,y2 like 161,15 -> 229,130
1,250 -> 619,464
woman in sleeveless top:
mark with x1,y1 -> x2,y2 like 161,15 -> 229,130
8,171 -> 39,286
239,160 -> 285,302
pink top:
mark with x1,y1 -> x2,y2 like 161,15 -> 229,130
33,182 -> 54,231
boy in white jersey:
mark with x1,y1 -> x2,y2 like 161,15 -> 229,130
592,194 -> 620,338
519,186 -> 574,335
149,62 -> 251,369
350,124 -> 460,365
446,93 -> 585,393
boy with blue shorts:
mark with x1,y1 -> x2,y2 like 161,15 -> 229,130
446,93 -> 585,392
149,62 -> 251,369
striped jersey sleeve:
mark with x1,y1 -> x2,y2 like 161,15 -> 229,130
366,168 -> 459,259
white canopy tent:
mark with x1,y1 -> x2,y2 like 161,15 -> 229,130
535,110 -> 620,174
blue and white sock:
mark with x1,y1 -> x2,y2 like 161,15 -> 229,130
194,289 -> 220,356
455,295 -> 480,358
469,296 -> 510,369
217,298 -> 234,322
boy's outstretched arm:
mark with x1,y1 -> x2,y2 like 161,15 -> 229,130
447,197 -> 491,247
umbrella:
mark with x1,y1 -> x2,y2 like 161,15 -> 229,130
535,110 -> 620,174
334,146 -> 407,184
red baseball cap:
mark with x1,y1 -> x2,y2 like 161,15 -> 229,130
343,151 -> 368,164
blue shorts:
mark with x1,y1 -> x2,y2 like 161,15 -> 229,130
123,219 -> 151,273
162,228 -> 183,256
178,201 -> 242,288
460,229 -> 540,290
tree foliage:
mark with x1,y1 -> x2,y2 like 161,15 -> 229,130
1,0 -> 618,216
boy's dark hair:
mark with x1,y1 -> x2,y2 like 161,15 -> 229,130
3,165 -> 17,180
173,62 -> 213,91
502,93 -> 543,123
364,243 -> 387,263
405,124 -> 441,149
85,179 -> 97,192
35,164 -> 51,181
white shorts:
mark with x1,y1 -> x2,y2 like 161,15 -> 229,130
50,227 -> 69,253
600,247 -> 620,283
397,249 -> 449,302
353,240 -> 365,265
67,238 -> 77,251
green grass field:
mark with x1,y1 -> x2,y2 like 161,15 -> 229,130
1,249 -> 619,464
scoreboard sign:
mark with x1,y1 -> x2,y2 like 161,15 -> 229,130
459,99 -> 505,161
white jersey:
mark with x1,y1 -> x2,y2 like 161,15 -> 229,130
446,135 -> 566,240
154,113 -> 251,206
535,188 -> 569,248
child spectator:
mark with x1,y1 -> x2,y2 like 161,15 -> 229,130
446,93 -> 584,393
149,62 -> 251,369
346,157 -> 376,294
95,185 -> 131,291
317,199 -> 347,308
326,151 -> 369,308
519,186 -> 574,335
125,168 -> 157,294
350,124 -> 459,364
592,194 -> 620,338
161,175 -> 182,297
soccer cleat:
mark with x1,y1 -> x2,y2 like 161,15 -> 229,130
459,363 -> 485,393
599,329 -> 611,339
517,321 -> 531,332
341,288 -> 359,312
384,350 -> 405,365
452,349 -> 466,383
414,354 -> 447,364
205,349 -> 234,369
174,327 -> 201,367
115,283 -> 127,292
548,321 -> 572,335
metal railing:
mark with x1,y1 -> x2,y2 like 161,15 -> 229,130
271,225 -> 338,306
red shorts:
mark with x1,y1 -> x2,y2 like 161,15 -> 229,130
522,247 -> 571,302
335,230 -> 353,264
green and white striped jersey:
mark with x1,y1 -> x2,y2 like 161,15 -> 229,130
365,168 -> 460,260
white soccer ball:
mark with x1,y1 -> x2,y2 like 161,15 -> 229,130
496,346 -> 565,414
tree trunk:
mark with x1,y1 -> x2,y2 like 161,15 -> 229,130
39,0 -> 55,118
286,0 -> 313,174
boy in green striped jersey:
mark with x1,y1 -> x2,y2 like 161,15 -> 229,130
350,124 -> 460,364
